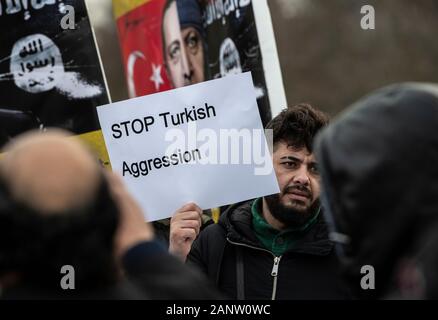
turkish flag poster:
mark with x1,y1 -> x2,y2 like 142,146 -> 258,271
114,0 -> 172,98
114,0 -> 286,127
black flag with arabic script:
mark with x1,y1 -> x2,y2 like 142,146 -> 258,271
0,0 -> 109,148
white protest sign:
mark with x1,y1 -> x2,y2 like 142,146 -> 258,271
97,72 -> 279,221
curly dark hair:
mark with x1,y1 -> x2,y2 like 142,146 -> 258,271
266,103 -> 329,152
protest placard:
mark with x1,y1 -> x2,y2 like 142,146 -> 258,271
97,72 -> 279,221
0,0 -> 111,166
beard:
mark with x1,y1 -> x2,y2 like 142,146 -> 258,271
264,184 -> 320,229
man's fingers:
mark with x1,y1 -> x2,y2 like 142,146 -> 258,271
172,219 -> 201,234
172,210 -> 202,222
170,203 -> 203,251
177,202 -> 202,215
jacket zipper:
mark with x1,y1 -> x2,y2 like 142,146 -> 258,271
226,238 -> 282,300
271,256 -> 281,300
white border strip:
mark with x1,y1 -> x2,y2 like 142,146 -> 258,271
85,0 -> 113,103
252,0 -> 287,117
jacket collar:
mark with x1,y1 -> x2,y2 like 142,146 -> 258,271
219,199 -> 334,256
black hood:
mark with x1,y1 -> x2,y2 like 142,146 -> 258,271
315,83 -> 438,298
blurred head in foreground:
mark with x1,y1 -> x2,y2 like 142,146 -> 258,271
0,130 -> 119,293
315,83 -> 438,299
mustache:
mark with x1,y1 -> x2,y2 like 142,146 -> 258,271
282,185 -> 312,198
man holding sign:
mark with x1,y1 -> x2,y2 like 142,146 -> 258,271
170,104 -> 351,300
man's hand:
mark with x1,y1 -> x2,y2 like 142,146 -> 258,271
169,203 -> 202,262
106,171 -> 154,258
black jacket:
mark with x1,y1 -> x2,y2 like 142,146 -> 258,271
315,83 -> 438,299
187,200 -> 350,299
1,241 -> 222,300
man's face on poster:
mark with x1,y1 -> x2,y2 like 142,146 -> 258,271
162,2 -> 205,88
181,26 -> 205,84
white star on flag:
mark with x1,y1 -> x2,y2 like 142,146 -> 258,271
149,63 -> 164,91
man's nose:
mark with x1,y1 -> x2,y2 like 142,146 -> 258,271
293,165 -> 310,186
180,50 -> 192,85
184,60 -> 194,84
184,70 -> 193,83
183,50 -> 193,85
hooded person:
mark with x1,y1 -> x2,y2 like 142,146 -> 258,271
315,83 -> 438,299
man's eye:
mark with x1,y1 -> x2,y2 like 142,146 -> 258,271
282,161 -> 298,169
185,31 -> 199,53
168,43 -> 181,61
187,35 -> 198,48
309,164 -> 319,174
